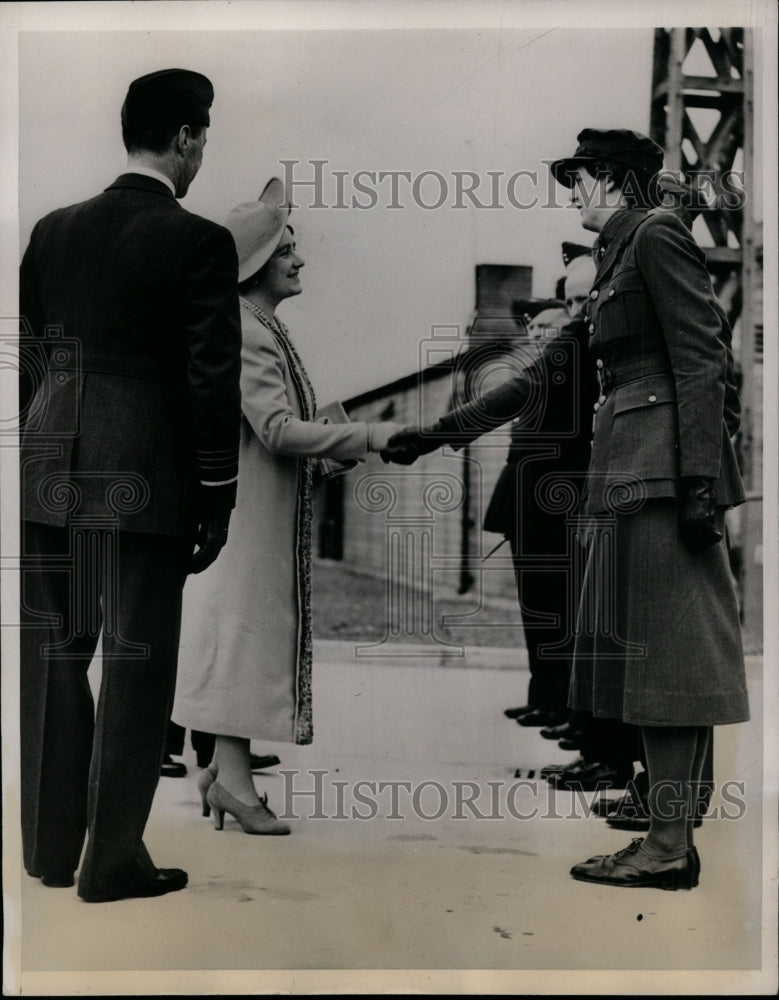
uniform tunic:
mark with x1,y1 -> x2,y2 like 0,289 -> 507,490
430,208 -> 749,727
567,208 -> 748,726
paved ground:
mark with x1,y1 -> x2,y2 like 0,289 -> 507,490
9,643 -> 771,995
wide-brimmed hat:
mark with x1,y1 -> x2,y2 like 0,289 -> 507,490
551,128 -> 664,187
224,178 -> 290,283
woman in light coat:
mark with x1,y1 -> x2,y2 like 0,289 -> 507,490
173,179 -> 400,834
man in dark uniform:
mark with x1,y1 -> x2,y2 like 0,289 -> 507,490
481,245 -> 641,789
485,249 -> 596,730
19,69 -> 242,902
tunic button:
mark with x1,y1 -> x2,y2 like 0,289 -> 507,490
648,394 -> 657,402
595,359 -> 604,369
588,323 -> 595,334
609,288 -> 615,297
590,290 -> 599,300
599,394 -> 606,405
593,402 -> 600,412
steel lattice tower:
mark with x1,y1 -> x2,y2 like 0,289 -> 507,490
650,27 -> 763,647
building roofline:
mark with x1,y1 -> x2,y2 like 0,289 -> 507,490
345,356 -> 455,410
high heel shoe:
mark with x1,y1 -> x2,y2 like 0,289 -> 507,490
206,781 -> 291,835
197,765 -> 218,817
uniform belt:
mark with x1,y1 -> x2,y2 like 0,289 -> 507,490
597,355 -> 670,393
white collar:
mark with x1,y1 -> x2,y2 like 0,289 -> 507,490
124,164 -> 176,196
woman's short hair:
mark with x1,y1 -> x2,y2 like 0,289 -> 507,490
583,160 -> 660,210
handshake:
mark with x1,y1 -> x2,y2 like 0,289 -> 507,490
378,422 -> 445,465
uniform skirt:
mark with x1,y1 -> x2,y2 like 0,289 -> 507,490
569,499 -> 749,726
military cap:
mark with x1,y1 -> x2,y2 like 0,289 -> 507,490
512,298 -> 567,325
121,68 -> 214,131
551,128 -> 664,187
561,242 -> 592,267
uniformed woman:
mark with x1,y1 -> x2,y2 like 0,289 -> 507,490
383,129 -> 749,891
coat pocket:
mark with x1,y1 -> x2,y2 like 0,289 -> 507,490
595,268 -> 650,345
608,375 -> 679,482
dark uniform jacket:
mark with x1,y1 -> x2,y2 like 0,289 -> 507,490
19,173 -> 242,538
435,208 -> 744,517
581,208 -> 743,514
482,316 -> 598,545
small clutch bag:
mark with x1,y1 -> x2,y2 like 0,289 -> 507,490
313,401 -> 359,484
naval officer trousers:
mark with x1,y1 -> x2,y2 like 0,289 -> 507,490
21,520 -> 190,897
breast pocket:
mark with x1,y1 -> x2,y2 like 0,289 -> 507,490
595,268 -> 646,347
608,376 -> 679,482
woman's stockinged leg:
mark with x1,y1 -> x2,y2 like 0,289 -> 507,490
213,735 -> 261,806
688,725 -> 711,847
642,725 -> 705,857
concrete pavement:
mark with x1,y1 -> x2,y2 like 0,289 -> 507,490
12,642 -> 769,994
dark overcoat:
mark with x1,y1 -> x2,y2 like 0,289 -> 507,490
20,173 -> 242,536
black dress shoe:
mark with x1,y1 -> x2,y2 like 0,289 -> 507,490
540,756 -> 585,779
549,760 -> 632,791
504,705 -> 533,720
160,754 -> 187,778
570,838 -> 696,890
540,721 -> 580,741
517,708 -> 564,728
249,753 -> 281,771
688,845 -> 701,887
40,871 -> 75,888
512,767 -> 546,779
79,867 -> 188,903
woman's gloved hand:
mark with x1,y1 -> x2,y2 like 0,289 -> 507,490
678,477 -> 723,552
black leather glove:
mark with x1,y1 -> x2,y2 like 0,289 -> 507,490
190,482 -> 236,574
190,509 -> 232,574
380,424 -> 442,465
678,477 -> 722,553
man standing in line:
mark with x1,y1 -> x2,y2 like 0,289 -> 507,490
19,69 -> 242,902
492,249 -> 597,731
